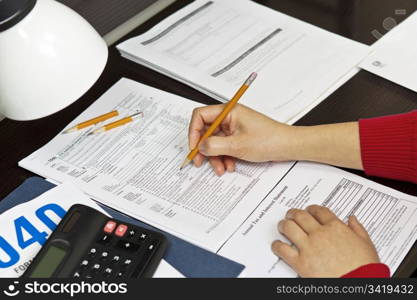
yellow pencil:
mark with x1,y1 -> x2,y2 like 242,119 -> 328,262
180,72 -> 257,170
88,112 -> 144,135
62,110 -> 119,134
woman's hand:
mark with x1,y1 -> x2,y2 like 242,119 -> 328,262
188,104 -> 299,175
272,205 -> 380,278
188,104 -> 363,176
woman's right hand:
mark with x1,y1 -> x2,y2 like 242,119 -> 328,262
188,104 -> 364,175
188,104 -> 300,175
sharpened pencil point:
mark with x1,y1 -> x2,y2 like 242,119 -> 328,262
180,158 -> 191,170
62,127 -> 76,134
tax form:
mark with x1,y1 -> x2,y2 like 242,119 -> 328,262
218,162 -> 417,277
117,0 -> 370,123
19,78 -> 294,252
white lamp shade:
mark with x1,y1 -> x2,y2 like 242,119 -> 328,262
0,0 -> 108,120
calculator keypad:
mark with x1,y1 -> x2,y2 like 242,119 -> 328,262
72,221 -> 159,279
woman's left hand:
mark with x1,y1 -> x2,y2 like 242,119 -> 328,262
272,205 -> 380,277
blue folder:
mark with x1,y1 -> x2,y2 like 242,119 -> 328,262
0,177 -> 244,278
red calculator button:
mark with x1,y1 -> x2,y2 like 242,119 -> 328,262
104,221 -> 117,234
115,224 -> 128,237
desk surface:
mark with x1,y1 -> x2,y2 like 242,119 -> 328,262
1,0 -> 417,277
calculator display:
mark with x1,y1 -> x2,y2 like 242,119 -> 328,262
28,245 -> 67,278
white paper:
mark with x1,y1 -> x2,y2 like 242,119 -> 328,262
360,12 -> 417,93
117,0 -> 369,123
153,260 -> 185,278
219,162 -> 417,277
19,78 -> 294,252
0,183 -> 106,278
287,67 -> 361,125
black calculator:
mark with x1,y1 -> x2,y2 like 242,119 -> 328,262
23,204 -> 169,279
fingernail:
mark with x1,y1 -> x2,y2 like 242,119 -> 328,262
271,240 -> 281,252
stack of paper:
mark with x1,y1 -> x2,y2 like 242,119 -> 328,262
117,0 -> 369,123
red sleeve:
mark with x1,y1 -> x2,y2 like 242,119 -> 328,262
342,263 -> 390,278
359,110 -> 417,184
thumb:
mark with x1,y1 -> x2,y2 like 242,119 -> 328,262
348,215 -> 371,241
199,136 -> 239,157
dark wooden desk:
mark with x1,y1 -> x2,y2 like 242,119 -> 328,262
1,0 -> 416,277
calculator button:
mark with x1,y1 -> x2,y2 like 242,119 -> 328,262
117,240 -> 140,252
116,271 -> 125,278
111,255 -> 120,263
104,221 -> 117,234
98,234 -> 112,245
88,248 -> 97,256
73,272 -> 81,278
101,251 -> 109,260
146,240 -> 159,253
104,268 -> 113,277
123,259 -> 132,266
80,260 -> 89,268
92,264 -> 101,271
128,230 -> 136,238
139,233 -> 148,241
115,224 -> 128,237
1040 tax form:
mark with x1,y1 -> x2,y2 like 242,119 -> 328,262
19,78 -> 294,252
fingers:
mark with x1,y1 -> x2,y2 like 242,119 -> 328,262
188,105 -> 228,149
286,209 -> 321,234
199,136 -> 240,157
193,154 -> 235,173
193,153 -> 205,168
208,156 -> 226,176
306,205 -> 338,225
223,156 -> 236,173
271,240 -> 299,266
278,220 -> 308,249
348,215 -> 372,241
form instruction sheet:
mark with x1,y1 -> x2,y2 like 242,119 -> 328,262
117,0 -> 369,123
219,163 -> 417,277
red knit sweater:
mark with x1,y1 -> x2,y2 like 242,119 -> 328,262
342,110 -> 417,278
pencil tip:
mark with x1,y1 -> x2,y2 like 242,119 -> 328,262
180,159 -> 191,170
62,128 -> 73,134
